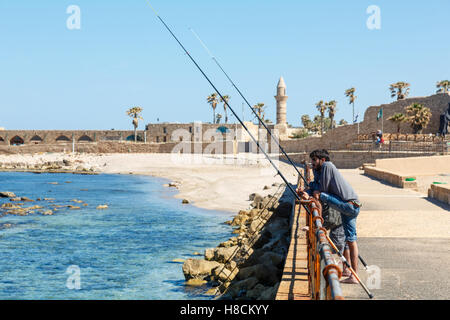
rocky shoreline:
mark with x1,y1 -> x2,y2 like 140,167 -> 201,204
181,184 -> 294,300
0,158 -> 100,175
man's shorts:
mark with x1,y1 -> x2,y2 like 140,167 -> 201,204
320,193 -> 360,243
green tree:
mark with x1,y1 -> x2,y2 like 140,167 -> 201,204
207,93 -> 219,124
327,100 -> 337,129
252,103 -> 266,127
388,113 -> 407,133
126,106 -> 143,143
436,80 -> 450,94
345,87 -> 357,123
301,114 -> 313,131
405,103 -> 432,134
315,100 -> 326,135
339,119 -> 348,126
220,95 -> 231,124
390,82 -> 410,100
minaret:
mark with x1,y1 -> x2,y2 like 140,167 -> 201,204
275,77 -> 288,125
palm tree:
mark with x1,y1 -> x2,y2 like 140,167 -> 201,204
405,103 -> 432,134
327,100 -> 337,129
126,107 -> 144,143
315,100 -> 326,135
436,80 -> 450,94
301,114 -> 312,131
389,82 -> 410,100
207,93 -> 219,124
388,113 -> 407,133
345,88 -> 357,123
216,113 -> 222,124
220,95 -> 230,124
253,103 -> 266,124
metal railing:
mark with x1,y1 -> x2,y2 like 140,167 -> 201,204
298,164 -> 344,300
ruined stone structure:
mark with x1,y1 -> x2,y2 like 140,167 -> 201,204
274,77 -> 289,140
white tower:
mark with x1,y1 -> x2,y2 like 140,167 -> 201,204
274,77 -> 288,140
275,77 -> 288,125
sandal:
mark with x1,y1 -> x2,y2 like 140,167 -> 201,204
340,277 -> 359,284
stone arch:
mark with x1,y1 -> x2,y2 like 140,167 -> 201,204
30,135 -> 43,144
10,136 -> 24,145
78,135 -> 93,143
56,135 -> 71,142
126,135 -> 143,142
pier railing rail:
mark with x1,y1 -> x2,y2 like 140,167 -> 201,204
298,164 -> 344,300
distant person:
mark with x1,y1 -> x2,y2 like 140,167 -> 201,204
375,130 -> 384,148
298,149 -> 361,284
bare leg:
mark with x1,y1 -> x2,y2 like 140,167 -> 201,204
341,241 -> 359,284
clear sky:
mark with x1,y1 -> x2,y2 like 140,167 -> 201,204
1,0 -> 449,130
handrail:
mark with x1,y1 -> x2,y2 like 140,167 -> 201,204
298,163 -> 344,300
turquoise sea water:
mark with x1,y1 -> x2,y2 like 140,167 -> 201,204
0,172 -> 233,300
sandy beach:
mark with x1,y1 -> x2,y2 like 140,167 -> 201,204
0,153 -> 299,213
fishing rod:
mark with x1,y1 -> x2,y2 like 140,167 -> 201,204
189,28 -> 371,270
326,234 -> 374,299
145,1 -> 302,204
190,28 -> 308,186
145,2 -> 369,288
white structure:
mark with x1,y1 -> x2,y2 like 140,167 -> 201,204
274,77 -> 288,140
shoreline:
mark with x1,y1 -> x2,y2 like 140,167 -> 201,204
0,153 -> 299,214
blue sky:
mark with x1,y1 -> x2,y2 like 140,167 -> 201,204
0,0 -> 449,130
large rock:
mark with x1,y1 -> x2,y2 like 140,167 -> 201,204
226,277 -> 259,299
0,192 -> 16,198
237,263 -> 280,286
258,252 -> 285,269
257,283 -> 279,300
204,248 -> 215,261
182,259 -> 222,280
212,266 -> 237,282
214,246 -> 238,263
246,284 -> 267,300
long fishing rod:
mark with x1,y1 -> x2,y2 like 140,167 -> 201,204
145,2 -> 369,286
145,1 -> 302,204
190,28 -> 308,185
190,28 -> 371,270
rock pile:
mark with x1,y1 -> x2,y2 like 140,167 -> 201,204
182,186 -> 294,300
0,159 -> 98,174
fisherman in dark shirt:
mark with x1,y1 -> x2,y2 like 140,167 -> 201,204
298,149 -> 361,284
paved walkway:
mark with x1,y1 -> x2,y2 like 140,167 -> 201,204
339,169 -> 450,300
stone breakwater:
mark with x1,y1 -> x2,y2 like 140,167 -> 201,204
0,157 -> 100,174
182,185 -> 294,300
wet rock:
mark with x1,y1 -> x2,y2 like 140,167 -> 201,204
182,199 -> 189,204
171,259 -> 185,263
96,205 -> 108,209
182,259 -> 222,280
21,197 -> 34,202
68,205 -> 81,210
185,279 -> 207,286
0,192 -> 16,198
42,210 -> 53,216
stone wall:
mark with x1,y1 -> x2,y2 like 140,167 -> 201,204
0,130 -> 140,146
361,94 -> 450,134
281,151 -> 439,169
